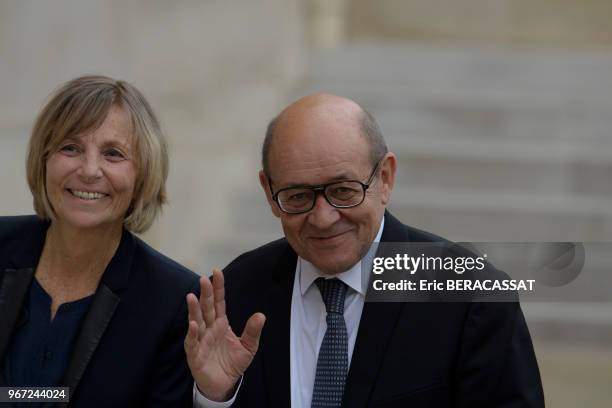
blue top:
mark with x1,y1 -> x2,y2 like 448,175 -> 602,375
3,278 -> 93,390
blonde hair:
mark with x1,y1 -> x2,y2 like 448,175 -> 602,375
26,75 -> 168,233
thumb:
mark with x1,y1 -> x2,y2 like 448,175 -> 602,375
240,312 -> 266,355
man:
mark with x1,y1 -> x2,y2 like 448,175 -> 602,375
185,94 -> 545,407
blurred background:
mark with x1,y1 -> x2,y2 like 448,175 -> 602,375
1,0 -> 610,405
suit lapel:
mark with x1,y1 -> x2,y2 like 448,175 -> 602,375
0,268 -> 35,361
60,229 -> 135,394
343,211 -> 412,407
343,302 -> 404,408
60,284 -> 120,392
259,244 -> 295,408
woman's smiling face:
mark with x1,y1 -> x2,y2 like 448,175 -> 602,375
45,105 -> 137,232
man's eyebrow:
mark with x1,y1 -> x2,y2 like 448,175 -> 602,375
280,173 -> 358,188
328,172 -> 356,182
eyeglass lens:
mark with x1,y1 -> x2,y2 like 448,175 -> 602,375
277,181 -> 365,213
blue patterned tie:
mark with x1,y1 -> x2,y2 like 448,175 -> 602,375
311,278 -> 348,408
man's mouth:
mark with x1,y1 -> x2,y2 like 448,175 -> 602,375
311,230 -> 350,241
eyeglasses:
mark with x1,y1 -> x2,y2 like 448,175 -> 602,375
268,160 -> 382,214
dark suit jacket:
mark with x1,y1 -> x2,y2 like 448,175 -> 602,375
0,215 -> 199,407
222,211 -> 544,407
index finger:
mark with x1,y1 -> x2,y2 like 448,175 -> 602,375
187,291 -> 205,328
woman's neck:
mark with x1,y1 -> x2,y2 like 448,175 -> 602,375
37,221 -> 123,284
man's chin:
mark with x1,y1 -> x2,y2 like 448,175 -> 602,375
302,242 -> 368,275
310,257 -> 359,276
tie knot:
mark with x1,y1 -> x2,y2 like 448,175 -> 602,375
315,278 -> 347,315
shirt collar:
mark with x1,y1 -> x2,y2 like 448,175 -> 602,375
298,216 -> 385,297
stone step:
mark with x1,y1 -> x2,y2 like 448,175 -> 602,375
294,79 -> 612,149
389,133 -> 612,195
388,135 -> 612,164
525,303 -> 612,327
395,153 -> 612,196
389,187 -> 611,241
301,45 -> 612,104
375,106 -> 612,145
295,78 -> 612,114
390,206 -> 610,242
390,187 -> 612,218
526,303 -> 612,346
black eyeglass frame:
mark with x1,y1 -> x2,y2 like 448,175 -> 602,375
267,159 -> 383,214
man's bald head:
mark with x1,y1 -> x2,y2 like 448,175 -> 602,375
262,93 -> 387,177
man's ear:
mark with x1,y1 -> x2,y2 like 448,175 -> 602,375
259,170 -> 281,218
379,152 -> 397,205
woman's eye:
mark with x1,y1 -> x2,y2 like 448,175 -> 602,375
104,149 -> 126,160
59,144 -> 80,154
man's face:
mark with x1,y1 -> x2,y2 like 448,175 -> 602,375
260,96 -> 396,274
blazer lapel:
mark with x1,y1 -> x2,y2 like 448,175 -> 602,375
259,244 -> 295,408
0,268 -> 35,361
343,302 -> 404,408
60,284 -> 120,393
60,229 -> 135,395
342,211 -> 412,407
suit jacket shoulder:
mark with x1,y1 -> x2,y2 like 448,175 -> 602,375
381,211 -> 447,243
0,215 -> 48,268
222,237 -> 296,331
0,215 -> 46,238
224,238 -> 292,282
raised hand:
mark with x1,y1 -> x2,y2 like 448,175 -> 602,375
184,268 -> 266,402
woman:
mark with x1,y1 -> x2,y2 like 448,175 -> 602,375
0,76 -> 199,406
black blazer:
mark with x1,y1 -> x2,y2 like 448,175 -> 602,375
0,215 -> 199,407
221,211 -> 544,407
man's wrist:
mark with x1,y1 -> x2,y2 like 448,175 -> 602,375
193,377 -> 243,408
195,383 -> 230,403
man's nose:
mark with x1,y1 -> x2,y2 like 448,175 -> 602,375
307,193 -> 340,229
78,151 -> 103,181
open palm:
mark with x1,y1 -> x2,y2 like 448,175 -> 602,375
185,269 -> 265,402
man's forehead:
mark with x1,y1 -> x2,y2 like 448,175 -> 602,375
271,111 -> 366,158
270,156 -> 371,188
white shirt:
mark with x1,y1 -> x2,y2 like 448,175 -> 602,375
194,218 -> 385,407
